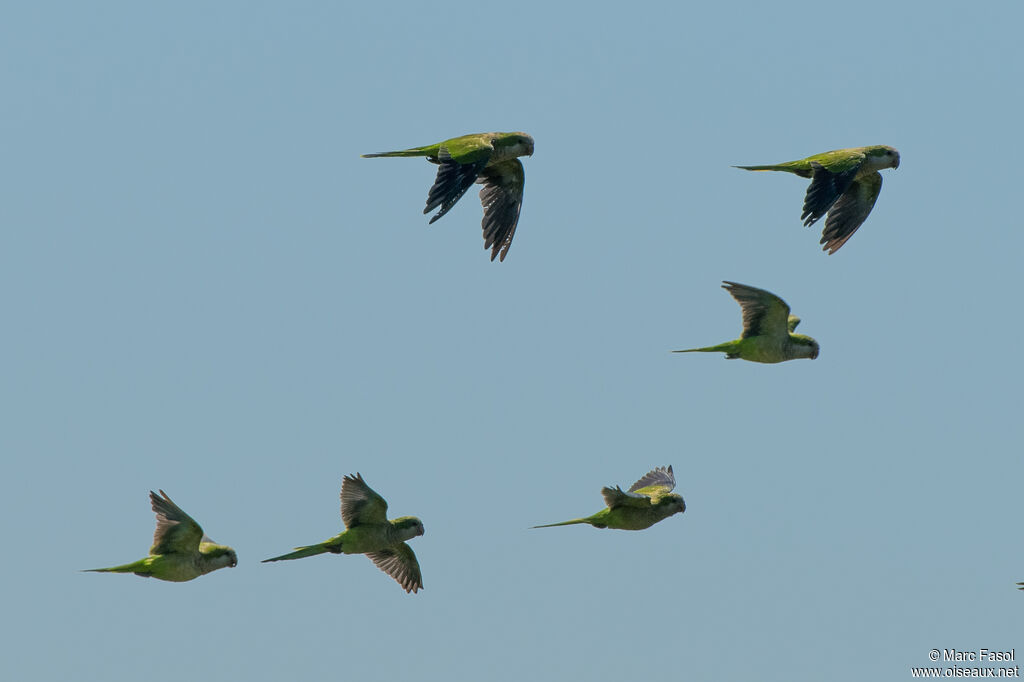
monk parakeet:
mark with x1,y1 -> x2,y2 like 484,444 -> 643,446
673,281 -> 819,363
83,490 -> 237,582
736,145 -> 899,253
532,466 -> 685,530
363,132 -> 534,261
263,473 -> 425,593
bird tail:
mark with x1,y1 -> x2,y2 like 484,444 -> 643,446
361,146 -> 433,159
261,544 -> 330,563
733,163 -> 802,173
531,518 -> 590,529
82,560 -> 148,575
672,342 -> 735,354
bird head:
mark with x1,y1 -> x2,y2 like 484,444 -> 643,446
660,494 -> 686,516
496,133 -> 535,158
791,334 -> 819,360
867,145 -> 900,170
200,544 -> 238,570
393,516 -> 426,540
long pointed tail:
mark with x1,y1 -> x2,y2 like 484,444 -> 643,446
531,518 -> 590,529
261,544 -> 331,563
361,147 -> 434,159
82,560 -> 147,575
672,342 -> 735,354
734,164 -> 791,172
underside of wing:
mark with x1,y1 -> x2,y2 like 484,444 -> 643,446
341,473 -> 389,527
801,162 -> 861,227
627,466 -> 676,498
423,150 -> 490,224
722,281 -> 790,340
477,159 -> 525,262
819,172 -> 882,254
367,543 -> 423,593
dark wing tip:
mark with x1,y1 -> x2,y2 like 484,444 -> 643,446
477,160 -> 524,263
422,158 -> 489,225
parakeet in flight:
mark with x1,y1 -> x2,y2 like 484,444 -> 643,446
83,490 -> 237,582
532,466 -> 685,530
363,132 -> 534,262
263,473 -> 425,593
673,281 -> 819,363
735,145 -> 899,253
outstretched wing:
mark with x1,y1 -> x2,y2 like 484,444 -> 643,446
801,160 -> 862,227
477,159 -> 525,262
722,281 -> 791,340
628,465 -> 676,500
340,473 -> 389,528
367,543 -> 423,593
421,144 -> 489,224
819,172 -> 882,254
149,490 -> 204,556
601,485 -> 654,510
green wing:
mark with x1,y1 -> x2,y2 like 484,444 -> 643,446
601,485 -> 653,509
340,473 -> 389,528
366,542 -> 423,593
477,159 -> 525,262
736,147 -> 864,177
149,490 -> 204,556
819,172 -> 883,254
627,465 -> 676,500
418,134 -> 501,224
722,281 -> 791,340
803,148 -> 866,174
440,133 -> 497,165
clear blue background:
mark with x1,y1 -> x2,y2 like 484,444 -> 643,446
2,2 -> 1021,680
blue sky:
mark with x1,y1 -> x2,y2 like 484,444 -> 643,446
2,2 -> 1021,680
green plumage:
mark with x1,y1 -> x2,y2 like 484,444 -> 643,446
674,281 -> 819,364
83,490 -> 237,583
263,473 -> 425,594
533,466 -> 686,531
363,131 -> 534,261
736,145 -> 899,253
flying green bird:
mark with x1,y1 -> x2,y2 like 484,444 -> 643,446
362,132 -> 534,262
83,490 -> 237,582
532,466 -> 685,530
673,281 -> 819,363
736,145 -> 900,253
263,473 -> 425,593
